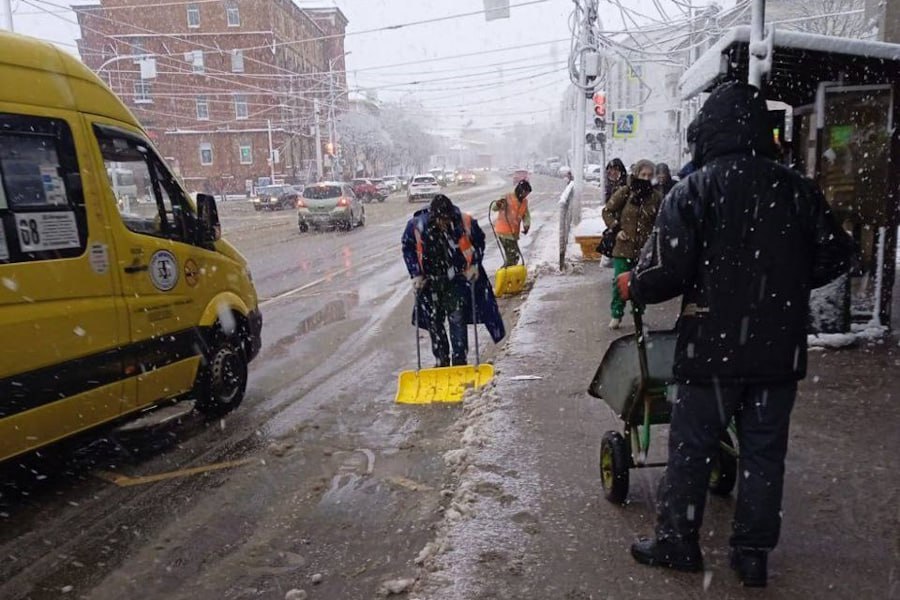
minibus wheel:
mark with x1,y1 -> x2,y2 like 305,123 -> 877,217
195,328 -> 248,417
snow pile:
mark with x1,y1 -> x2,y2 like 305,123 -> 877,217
573,217 -> 606,237
808,323 -> 887,349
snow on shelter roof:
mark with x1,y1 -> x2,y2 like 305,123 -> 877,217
680,26 -> 900,104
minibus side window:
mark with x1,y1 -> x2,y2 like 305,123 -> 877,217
95,128 -> 194,243
0,113 -> 87,264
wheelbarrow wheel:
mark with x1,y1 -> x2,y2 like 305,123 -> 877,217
709,430 -> 738,497
600,431 -> 630,505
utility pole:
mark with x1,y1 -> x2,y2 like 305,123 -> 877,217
313,99 -> 324,180
267,119 -> 275,182
2,0 -> 13,32
571,0 -> 596,224
748,0 -> 767,87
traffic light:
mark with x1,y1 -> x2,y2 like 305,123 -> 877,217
592,91 -> 607,128
592,91 -> 606,118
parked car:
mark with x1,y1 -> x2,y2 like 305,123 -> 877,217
370,178 -> 390,201
457,170 -> 477,185
252,184 -> 298,211
298,182 -> 365,232
584,164 -> 604,181
513,169 -> 529,184
407,175 -> 441,202
351,178 -> 381,202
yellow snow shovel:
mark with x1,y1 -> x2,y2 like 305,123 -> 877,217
396,284 -> 494,404
489,199 -> 527,297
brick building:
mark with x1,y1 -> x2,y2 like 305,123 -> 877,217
75,0 -> 348,194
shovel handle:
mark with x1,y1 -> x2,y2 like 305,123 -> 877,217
471,281 -> 480,366
414,289 -> 422,372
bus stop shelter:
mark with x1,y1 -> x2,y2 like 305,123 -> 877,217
680,26 -> 900,331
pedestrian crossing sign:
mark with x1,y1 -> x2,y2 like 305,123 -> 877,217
612,111 -> 638,139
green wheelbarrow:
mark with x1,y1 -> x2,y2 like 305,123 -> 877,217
588,308 -> 738,505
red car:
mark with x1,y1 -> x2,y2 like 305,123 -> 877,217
352,178 -> 385,203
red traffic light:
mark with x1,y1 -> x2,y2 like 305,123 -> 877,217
592,91 -> 606,118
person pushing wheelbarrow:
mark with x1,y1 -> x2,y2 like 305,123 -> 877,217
402,194 -> 505,368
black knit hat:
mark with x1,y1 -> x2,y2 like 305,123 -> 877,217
515,179 -> 532,199
430,194 -> 454,218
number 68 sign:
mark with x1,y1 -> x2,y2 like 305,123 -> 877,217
16,212 -> 80,252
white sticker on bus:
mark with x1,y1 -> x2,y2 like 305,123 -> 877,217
15,211 -> 80,252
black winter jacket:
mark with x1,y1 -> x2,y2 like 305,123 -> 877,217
630,82 -> 852,384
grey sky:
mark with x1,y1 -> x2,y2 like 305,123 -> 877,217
11,0 -> 728,131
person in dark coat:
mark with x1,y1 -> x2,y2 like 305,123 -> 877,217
402,194 -> 504,367
604,158 -> 627,203
618,82 -> 852,587
653,162 -> 675,197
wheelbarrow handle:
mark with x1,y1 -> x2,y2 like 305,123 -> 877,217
631,300 -> 650,383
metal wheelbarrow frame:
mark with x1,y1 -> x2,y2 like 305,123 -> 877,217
588,308 -> 739,505
396,283 -> 494,404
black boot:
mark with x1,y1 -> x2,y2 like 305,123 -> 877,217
630,537 -> 703,573
730,547 -> 767,587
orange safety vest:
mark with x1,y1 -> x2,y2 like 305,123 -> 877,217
494,192 -> 528,236
414,213 -> 475,273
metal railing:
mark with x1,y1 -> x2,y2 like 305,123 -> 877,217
558,180 -> 576,271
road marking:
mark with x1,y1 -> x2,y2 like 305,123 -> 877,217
94,457 -> 256,487
260,246 -> 395,308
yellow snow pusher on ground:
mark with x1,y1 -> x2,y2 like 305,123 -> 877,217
488,199 -> 527,297
396,285 -> 494,404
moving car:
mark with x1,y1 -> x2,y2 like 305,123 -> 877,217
0,33 -> 262,464
457,170 -> 477,185
407,175 -> 441,202
351,178 -> 382,203
382,176 -> 401,192
252,184 -> 298,211
298,182 -> 366,232
513,168 -> 530,184
370,178 -> 390,201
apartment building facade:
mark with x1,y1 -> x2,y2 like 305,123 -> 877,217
76,0 -> 348,194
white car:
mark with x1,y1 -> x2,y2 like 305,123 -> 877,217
407,175 -> 441,202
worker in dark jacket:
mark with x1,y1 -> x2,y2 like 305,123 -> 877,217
402,195 -> 505,367
619,82 -> 852,587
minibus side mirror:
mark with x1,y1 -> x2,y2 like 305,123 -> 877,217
196,193 -> 221,244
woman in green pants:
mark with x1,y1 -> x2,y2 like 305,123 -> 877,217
601,159 -> 662,329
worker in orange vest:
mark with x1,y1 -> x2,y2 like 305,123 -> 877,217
492,180 -> 532,267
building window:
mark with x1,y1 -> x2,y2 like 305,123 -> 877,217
231,49 -> 244,73
239,144 -> 252,165
134,80 -> 152,103
234,95 -> 248,120
196,96 -> 209,120
185,50 -> 204,73
187,3 -> 200,28
199,143 -> 213,166
226,2 -> 240,27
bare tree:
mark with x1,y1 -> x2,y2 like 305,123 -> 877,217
773,0 -> 870,39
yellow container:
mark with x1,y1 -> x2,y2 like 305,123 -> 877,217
575,235 -> 603,261
494,264 -> 527,297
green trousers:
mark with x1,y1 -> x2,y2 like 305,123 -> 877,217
499,236 -> 521,267
611,257 -> 636,319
